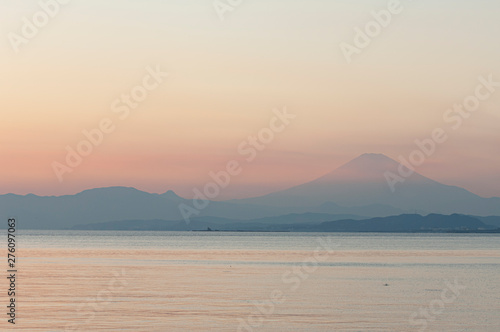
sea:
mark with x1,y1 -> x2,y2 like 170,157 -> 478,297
2,231 -> 499,331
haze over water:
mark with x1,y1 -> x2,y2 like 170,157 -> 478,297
5,231 -> 499,331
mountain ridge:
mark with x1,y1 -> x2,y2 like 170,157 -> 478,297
1,153 -> 499,229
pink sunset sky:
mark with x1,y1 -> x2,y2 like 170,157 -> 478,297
1,0 -> 499,199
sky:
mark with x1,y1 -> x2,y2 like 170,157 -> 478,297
1,0 -> 499,199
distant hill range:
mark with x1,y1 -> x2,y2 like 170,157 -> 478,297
1,153 -> 499,229
71,213 -> 365,231
72,213 -> 500,233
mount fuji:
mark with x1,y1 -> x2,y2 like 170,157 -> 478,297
234,153 -> 500,216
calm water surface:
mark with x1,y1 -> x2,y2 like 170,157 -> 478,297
18,230 -> 500,250
2,231 -> 499,331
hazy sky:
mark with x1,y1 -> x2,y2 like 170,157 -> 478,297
1,0 -> 499,199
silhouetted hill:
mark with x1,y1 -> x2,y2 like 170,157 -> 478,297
315,214 -> 492,232
472,216 -> 500,228
0,187 -> 399,229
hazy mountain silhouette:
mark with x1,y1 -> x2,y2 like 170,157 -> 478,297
235,153 -> 500,216
0,187 -> 386,229
2,153 -> 499,229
